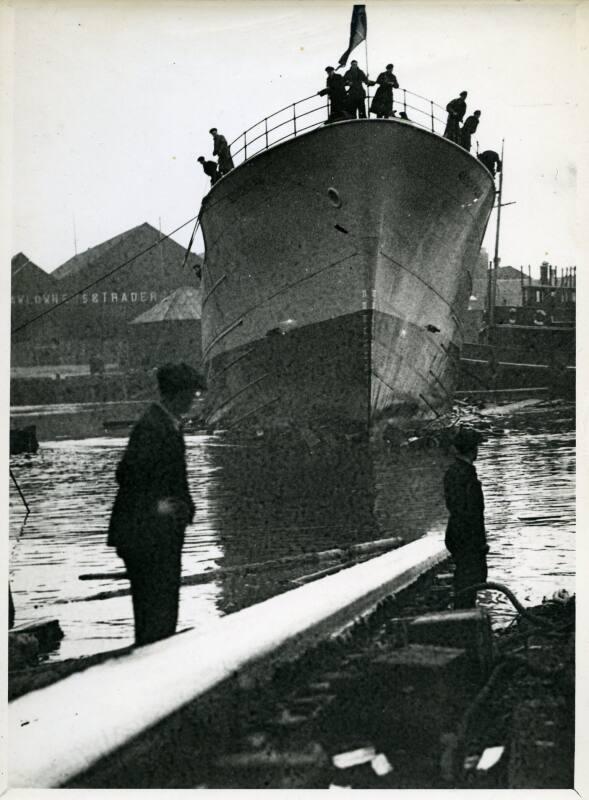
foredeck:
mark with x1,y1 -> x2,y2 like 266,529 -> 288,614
227,87 -> 453,169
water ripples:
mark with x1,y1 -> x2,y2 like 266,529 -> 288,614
9,404 -> 575,658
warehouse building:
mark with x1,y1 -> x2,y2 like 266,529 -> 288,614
11,222 -> 202,370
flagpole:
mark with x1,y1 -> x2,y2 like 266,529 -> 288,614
365,37 -> 370,115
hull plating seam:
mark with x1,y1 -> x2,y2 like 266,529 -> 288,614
428,370 -> 452,398
213,373 -> 270,414
226,396 -> 281,428
204,318 -> 244,358
204,251 -> 357,358
202,273 -> 228,307
219,348 -> 256,374
379,249 -> 464,329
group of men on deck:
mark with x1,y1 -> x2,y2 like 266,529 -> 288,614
444,91 -> 502,175
319,61 -> 407,122
196,77 -> 501,189
444,90 -> 481,152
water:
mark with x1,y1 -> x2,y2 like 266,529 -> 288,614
9,402 -> 574,661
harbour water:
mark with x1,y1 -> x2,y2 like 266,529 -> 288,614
9,401 -> 574,662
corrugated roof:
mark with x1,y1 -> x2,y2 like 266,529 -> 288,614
130,286 -> 202,324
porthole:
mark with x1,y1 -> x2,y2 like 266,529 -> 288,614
327,187 -> 342,208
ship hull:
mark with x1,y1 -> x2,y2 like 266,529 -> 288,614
199,119 -> 495,437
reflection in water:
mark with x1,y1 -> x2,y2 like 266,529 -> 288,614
9,404 -> 574,660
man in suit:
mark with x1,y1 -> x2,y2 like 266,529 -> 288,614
443,427 -> 489,609
108,363 -> 203,646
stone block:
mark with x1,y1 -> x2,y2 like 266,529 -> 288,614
408,608 -> 494,679
362,645 -> 469,748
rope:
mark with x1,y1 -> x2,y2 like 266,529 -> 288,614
181,215 -> 202,276
11,213 -> 201,336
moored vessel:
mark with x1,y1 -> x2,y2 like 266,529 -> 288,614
199,92 -> 495,441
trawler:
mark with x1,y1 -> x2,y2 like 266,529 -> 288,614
199,89 -> 495,441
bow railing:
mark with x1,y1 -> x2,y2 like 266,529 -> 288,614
228,87 -> 449,168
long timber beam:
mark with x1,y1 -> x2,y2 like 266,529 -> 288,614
9,533 -> 447,788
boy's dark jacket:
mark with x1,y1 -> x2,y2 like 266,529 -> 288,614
443,458 -> 487,556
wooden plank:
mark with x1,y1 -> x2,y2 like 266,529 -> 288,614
9,534 -> 447,788
69,536 -> 405,604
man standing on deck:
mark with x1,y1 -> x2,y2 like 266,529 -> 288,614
318,66 -> 349,122
370,63 -> 399,119
209,128 -> 234,175
343,59 -> 374,119
460,110 -> 481,151
443,427 -> 489,609
107,363 -> 203,646
444,90 -> 468,143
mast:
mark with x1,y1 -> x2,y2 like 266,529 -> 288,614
488,139 -> 504,337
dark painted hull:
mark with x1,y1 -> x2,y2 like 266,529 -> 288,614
199,119 -> 495,437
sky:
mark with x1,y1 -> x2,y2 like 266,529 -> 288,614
3,0 -> 584,275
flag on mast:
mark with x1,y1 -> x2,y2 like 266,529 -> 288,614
338,5 -> 367,67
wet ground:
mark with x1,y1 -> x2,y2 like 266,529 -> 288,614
9,400 -> 574,661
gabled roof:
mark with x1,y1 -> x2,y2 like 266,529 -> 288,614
130,286 -> 202,324
11,253 -> 56,291
52,222 -> 202,283
12,253 -> 45,277
52,227 -> 138,280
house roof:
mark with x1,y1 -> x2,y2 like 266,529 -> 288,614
130,286 -> 202,324
497,265 -> 526,280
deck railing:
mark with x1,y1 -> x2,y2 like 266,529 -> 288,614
228,87 -> 448,167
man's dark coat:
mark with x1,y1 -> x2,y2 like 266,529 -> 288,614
460,114 -> 480,151
444,96 -> 467,141
108,403 -> 194,554
108,403 -> 194,644
319,72 -> 348,118
370,70 -> 399,117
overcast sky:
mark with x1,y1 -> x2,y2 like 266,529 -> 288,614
5,0 -> 583,274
